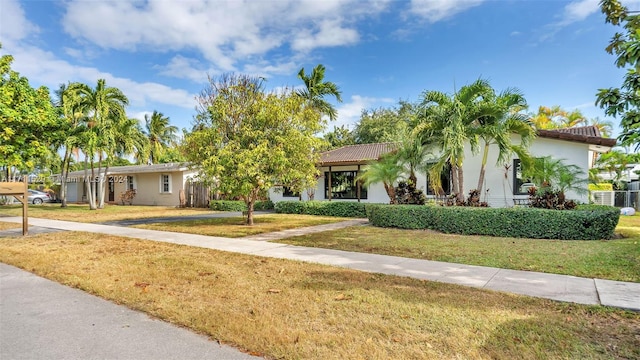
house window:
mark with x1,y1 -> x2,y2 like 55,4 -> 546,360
324,171 -> 367,199
426,163 -> 451,195
160,174 -> 171,193
127,176 -> 135,191
513,159 -> 533,195
283,186 -> 299,198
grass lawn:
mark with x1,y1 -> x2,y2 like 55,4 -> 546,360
276,214 -> 640,282
0,221 -> 19,231
0,232 -> 638,359
0,203 -> 213,223
132,214 -> 350,238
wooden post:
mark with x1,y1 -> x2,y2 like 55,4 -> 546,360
0,180 -> 28,236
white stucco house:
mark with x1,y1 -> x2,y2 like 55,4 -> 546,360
269,126 -> 616,207
63,163 -> 198,206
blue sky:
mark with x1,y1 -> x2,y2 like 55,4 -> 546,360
0,0 -> 633,137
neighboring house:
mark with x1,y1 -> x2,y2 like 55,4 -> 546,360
269,126 -> 616,207
63,163 -> 198,206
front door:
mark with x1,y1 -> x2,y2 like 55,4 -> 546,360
108,179 -> 115,202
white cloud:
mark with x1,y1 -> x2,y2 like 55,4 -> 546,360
334,95 -> 395,128
6,44 -> 196,110
409,0 -> 485,22
0,0 -> 39,42
60,0 -> 387,73
559,0 -> 599,25
156,55 -> 216,83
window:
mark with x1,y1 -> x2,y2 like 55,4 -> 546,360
282,186 -> 299,198
324,171 -> 367,199
426,163 -> 451,195
513,159 -> 533,195
127,176 -> 135,191
160,174 -> 171,193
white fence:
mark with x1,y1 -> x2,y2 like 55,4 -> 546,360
591,190 -> 639,209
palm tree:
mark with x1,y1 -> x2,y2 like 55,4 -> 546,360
523,156 -> 588,195
54,82 -> 86,207
76,79 -> 129,209
474,87 -> 536,193
143,111 -> 178,164
414,79 -> 490,202
396,135 -> 434,186
296,64 -> 342,121
358,154 -> 404,204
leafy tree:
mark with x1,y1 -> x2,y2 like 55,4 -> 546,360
414,79 -> 490,202
530,106 -> 587,130
322,125 -> 355,150
595,149 -> 640,187
474,87 -> 535,193
186,74 -> 324,225
358,153 -> 404,204
353,101 -> 413,144
596,0 -> 640,149
76,79 -> 129,209
296,64 -> 342,121
0,48 -> 59,179
143,110 -> 178,164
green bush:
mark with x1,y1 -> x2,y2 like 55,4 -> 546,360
209,200 -> 246,211
210,200 -> 275,211
366,204 -> 620,240
274,200 -> 368,218
254,200 -> 274,211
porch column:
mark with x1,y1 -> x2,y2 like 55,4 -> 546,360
356,164 -> 361,202
328,166 -> 332,201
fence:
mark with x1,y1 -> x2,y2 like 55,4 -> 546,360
591,190 -> 639,209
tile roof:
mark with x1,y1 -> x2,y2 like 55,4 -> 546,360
319,142 -> 398,166
64,163 -> 192,177
537,126 -> 617,147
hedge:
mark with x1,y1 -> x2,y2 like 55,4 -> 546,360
209,200 -> 274,212
274,200 -> 368,218
366,204 -> 620,240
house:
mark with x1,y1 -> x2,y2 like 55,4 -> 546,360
269,126 -> 616,207
62,163 -> 198,206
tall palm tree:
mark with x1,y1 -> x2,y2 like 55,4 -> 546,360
414,79 -> 490,202
76,79 -> 129,209
143,111 -> 178,164
358,153 -> 404,204
296,64 -> 342,121
474,87 -> 536,193
54,82 -> 86,207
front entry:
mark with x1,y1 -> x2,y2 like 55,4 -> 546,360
108,180 -> 115,202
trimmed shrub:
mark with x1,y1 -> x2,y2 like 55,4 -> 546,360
366,204 -> 620,240
210,200 -> 275,211
274,200 -> 368,218
209,200 -> 246,212
254,200 -> 274,211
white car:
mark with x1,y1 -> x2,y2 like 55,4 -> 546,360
27,189 -> 51,205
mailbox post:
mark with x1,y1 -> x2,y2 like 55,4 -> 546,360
0,181 -> 28,235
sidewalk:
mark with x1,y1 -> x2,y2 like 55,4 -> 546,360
0,262 -> 260,360
1,216 -> 639,312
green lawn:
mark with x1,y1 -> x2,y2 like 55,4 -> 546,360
132,214 -> 349,237
275,214 -> 640,282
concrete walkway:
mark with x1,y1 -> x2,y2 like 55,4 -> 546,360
0,263 -> 259,360
1,216 -> 639,312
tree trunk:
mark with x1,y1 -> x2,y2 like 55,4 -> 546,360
476,143 -> 490,194
98,163 -> 109,209
457,165 -> 464,202
384,182 -> 396,204
60,147 -> 72,207
451,164 -> 459,199
85,157 -> 97,210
